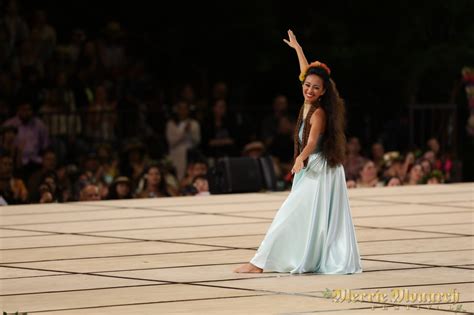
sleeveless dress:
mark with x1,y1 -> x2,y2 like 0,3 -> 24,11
249,122 -> 363,274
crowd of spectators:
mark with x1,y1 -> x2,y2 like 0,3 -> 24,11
0,1 -> 459,205
343,136 -> 454,189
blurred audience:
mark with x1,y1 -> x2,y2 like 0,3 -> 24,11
346,159 -> 383,188
385,176 -> 402,187
135,164 -> 177,198
370,142 -> 385,175
106,176 -> 132,199
0,124 -> 22,171
0,151 -> 28,204
166,101 -> 201,181
79,183 -> 100,201
0,2 -> 462,205
404,163 -> 424,185
3,100 -> 50,180
343,137 -> 365,181
193,175 -> 210,196
268,116 -> 295,179
27,148 -> 56,199
180,158 -> 208,194
202,98 -> 237,160
242,141 -> 265,159
261,94 -> 289,147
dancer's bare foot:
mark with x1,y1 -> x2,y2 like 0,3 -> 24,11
233,263 -> 263,273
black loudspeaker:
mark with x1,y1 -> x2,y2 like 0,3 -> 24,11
209,157 -> 264,194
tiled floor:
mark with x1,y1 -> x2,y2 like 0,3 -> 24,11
0,183 -> 472,314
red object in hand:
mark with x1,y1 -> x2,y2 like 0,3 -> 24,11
284,171 -> 294,182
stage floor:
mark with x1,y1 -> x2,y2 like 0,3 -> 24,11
0,183 -> 472,314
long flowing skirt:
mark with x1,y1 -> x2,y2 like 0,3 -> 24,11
249,152 -> 363,274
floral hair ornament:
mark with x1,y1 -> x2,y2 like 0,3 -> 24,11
299,61 -> 331,82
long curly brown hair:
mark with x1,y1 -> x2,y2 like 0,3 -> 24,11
294,66 -> 347,168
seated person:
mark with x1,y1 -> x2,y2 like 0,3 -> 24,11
193,174 -> 210,196
347,159 -> 384,188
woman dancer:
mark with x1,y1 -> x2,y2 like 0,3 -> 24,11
234,30 -> 362,274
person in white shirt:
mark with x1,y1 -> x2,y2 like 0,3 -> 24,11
166,101 -> 201,180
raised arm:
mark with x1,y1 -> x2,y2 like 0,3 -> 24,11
283,29 -> 308,74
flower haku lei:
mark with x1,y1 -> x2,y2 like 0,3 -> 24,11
299,61 -> 332,82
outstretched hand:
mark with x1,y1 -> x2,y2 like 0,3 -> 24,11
283,29 -> 300,49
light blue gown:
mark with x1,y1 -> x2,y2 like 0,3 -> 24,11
250,122 -> 363,274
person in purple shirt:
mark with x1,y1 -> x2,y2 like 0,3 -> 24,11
3,100 -> 50,180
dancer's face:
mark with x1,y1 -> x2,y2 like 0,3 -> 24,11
302,74 -> 325,104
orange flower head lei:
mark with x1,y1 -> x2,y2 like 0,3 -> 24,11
299,61 -> 331,82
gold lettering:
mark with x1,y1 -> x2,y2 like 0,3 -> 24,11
418,292 -> 427,303
349,290 -> 360,303
391,288 -> 403,303
331,288 -> 461,305
432,292 -> 441,303
332,289 -> 344,303
407,289 -> 419,303
453,289 -> 460,303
